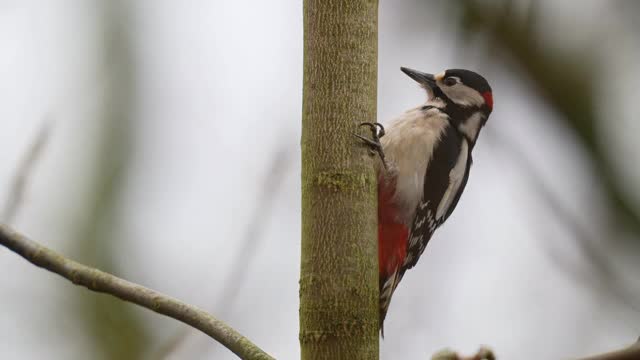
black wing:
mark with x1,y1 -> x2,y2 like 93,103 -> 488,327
401,124 -> 471,273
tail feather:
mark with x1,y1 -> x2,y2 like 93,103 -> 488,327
379,270 -> 397,335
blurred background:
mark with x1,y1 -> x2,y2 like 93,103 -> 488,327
1,0 -> 639,359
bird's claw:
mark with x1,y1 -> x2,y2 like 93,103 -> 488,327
353,122 -> 388,171
359,122 -> 385,139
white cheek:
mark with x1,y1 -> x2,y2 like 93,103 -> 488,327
441,85 -> 485,107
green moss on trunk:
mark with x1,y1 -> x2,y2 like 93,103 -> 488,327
300,1 -> 379,359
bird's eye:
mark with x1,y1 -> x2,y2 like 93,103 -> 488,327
443,77 -> 458,86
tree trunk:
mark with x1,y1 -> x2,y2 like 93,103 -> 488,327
300,1 -> 379,359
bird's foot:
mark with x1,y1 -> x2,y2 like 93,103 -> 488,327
353,122 -> 388,170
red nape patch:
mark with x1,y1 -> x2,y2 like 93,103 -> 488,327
482,91 -> 493,110
378,177 -> 408,277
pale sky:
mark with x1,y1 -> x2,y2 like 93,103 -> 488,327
1,1 -> 639,359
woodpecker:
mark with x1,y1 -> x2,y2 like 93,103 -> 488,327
356,67 -> 493,334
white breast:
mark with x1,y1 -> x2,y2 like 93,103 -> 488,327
380,106 -> 449,225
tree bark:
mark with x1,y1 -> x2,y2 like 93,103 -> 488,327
300,1 -> 379,359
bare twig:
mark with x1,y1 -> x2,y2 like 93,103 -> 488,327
2,120 -> 52,223
0,224 -> 274,360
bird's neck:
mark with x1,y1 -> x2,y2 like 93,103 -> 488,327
423,97 -> 446,110
455,110 -> 486,147
426,98 -> 486,147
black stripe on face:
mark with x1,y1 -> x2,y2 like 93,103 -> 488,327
437,99 -> 489,150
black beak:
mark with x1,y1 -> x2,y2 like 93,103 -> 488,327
401,67 -> 436,89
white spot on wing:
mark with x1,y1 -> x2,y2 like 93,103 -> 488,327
417,242 -> 426,256
409,234 -> 422,247
404,252 -> 414,265
436,139 -> 469,220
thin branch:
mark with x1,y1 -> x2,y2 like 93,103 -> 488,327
0,224 -> 274,360
2,120 -> 52,224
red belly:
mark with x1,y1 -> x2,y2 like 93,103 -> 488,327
378,177 -> 408,277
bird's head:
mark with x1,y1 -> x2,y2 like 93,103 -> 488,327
401,67 -> 493,114
401,67 -> 493,145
